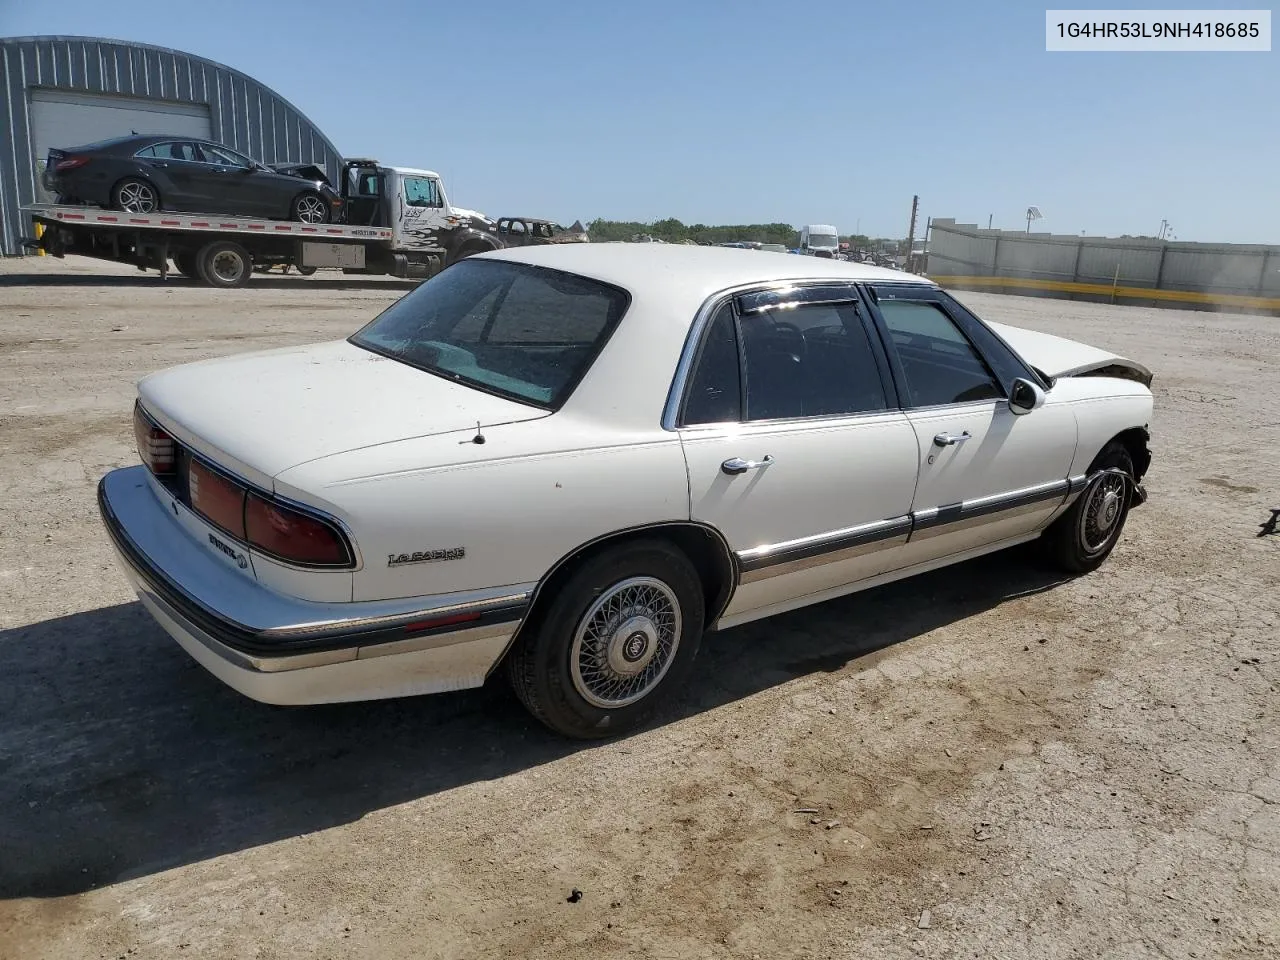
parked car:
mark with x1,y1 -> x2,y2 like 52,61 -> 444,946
43,134 -> 343,223
758,243 -> 789,253
495,217 -> 567,247
98,246 -> 1153,739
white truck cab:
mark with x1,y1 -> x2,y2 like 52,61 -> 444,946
340,162 -> 500,276
800,224 -> 839,259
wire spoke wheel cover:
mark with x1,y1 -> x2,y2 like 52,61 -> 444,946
1079,469 -> 1129,553
570,576 -> 682,709
295,195 -> 327,223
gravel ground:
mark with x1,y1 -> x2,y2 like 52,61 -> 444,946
1,256 -> 1277,960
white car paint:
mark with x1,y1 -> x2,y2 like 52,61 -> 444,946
100,245 -> 1154,710
988,321 -> 1153,382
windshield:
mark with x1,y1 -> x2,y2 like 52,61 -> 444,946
349,259 -> 630,409
810,233 -> 838,249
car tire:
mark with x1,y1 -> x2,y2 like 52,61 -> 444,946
172,253 -> 200,279
290,193 -> 329,224
1042,442 -> 1135,574
506,540 -> 705,739
194,240 -> 253,289
111,178 -> 160,214
296,265 -> 317,276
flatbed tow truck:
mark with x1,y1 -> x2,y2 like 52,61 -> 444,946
22,160 -> 503,288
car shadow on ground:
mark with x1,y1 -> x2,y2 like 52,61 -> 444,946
0,547 -> 1069,900
0,273 -> 419,292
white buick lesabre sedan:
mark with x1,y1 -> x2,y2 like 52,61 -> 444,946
99,245 -> 1153,738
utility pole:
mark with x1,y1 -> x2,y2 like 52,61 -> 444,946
905,194 -> 919,266
987,214 -> 993,229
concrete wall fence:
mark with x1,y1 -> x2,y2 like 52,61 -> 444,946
926,218 -> 1280,315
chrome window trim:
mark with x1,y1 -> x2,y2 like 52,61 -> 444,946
900,398 -> 1004,417
662,277 -> 898,432
677,407 -> 907,434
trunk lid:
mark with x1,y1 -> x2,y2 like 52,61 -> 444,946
138,340 -> 549,483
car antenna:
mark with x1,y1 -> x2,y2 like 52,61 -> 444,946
460,420 -> 486,445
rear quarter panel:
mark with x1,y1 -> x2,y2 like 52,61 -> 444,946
274,417 -> 691,602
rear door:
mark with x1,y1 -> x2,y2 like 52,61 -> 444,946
134,141 -> 207,210
675,284 -> 920,626
865,284 -> 1077,564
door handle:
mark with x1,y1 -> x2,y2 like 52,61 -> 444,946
933,431 -> 971,447
721,455 -> 774,475
149,161 -> 169,168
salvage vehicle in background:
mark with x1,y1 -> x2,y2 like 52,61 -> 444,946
97,245 -> 1153,738
799,223 -> 840,258
495,217 -> 559,247
26,160 -> 501,286
43,134 -> 343,223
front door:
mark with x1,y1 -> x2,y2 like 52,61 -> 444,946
867,287 -> 1077,564
675,286 -> 921,627
395,174 -> 450,252
197,143 -> 271,217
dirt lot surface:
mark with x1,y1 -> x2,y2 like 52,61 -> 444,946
1,256 -> 1277,960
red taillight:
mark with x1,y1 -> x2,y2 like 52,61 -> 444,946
133,406 -> 175,475
245,492 -> 350,566
55,156 -> 90,172
188,459 -> 247,538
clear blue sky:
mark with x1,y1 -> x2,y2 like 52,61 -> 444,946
2,0 -> 1274,241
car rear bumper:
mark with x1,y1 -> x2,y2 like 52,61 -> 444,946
98,466 -> 531,705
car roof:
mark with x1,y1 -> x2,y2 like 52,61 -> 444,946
483,242 -> 930,296
62,133 -> 235,153
60,133 -> 165,152
475,245 -> 935,428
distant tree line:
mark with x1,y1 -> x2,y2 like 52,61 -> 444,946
586,217 -> 876,250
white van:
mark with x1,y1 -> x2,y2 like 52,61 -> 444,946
800,224 -> 839,258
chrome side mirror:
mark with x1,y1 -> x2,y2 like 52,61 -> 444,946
1008,377 -> 1046,416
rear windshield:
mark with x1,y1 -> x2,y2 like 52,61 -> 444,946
349,259 -> 630,409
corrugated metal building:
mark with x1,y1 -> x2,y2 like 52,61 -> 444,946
1,35 -> 343,255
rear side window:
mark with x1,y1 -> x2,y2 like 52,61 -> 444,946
740,303 -> 888,420
350,259 -> 629,409
876,300 -> 1002,407
683,304 -> 742,425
